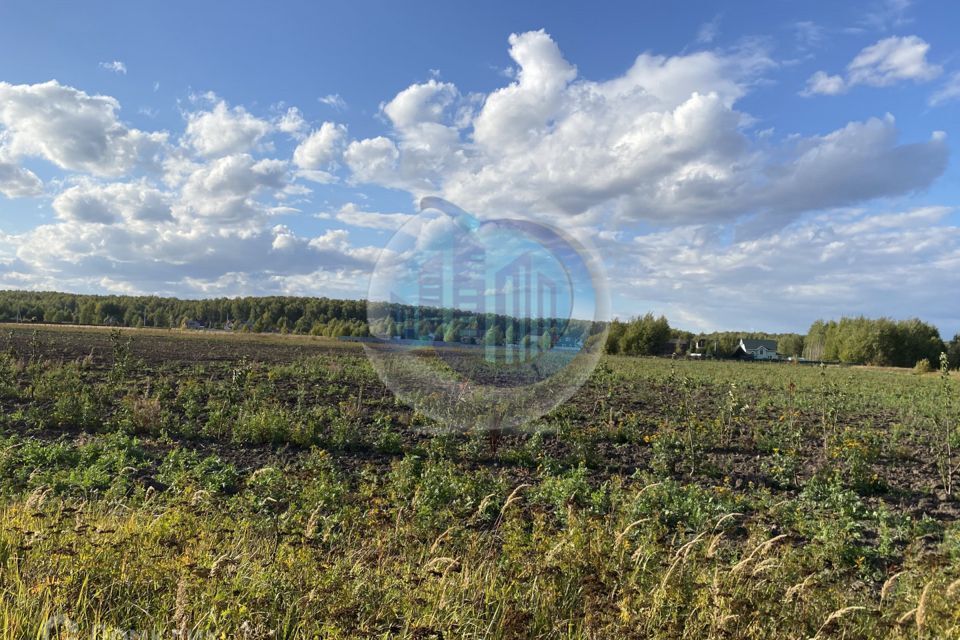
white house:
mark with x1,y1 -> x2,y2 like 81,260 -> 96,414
734,338 -> 779,360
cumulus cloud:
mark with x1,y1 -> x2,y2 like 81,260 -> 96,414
804,35 -> 941,95
382,79 -> 458,129
344,136 -> 399,184
802,71 -> 846,96
184,100 -> 273,158
177,153 -> 288,226
0,80 -> 378,298
276,107 -> 307,137
473,30 -> 578,152
53,180 -> 173,224
12,216 -> 374,297
0,161 -> 43,198
346,31 -> 944,231
0,80 -> 168,176
1,33 -> 956,328
293,122 -> 347,170
10,159 -> 375,296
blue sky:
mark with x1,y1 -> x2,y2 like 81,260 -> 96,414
1,0 -> 959,335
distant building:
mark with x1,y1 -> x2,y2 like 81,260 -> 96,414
183,319 -> 205,330
733,338 -> 779,360
555,335 -> 582,350
664,338 -> 690,355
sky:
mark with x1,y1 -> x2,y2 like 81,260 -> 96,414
1,0 -> 959,335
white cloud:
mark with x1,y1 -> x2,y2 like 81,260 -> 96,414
12,216 -> 375,297
604,205 -> 960,332
802,71 -> 846,96
318,93 -> 348,110
383,79 -> 458,129
0,81 -> 379,298
328,202 -> 413,230
742,116 -> 947,228
177,153 -> 288,226
292,122 -> 347,170
344,136 -> 399,184
1,34 -> 957,330
276,106 -> 307,137
53,180 -> 172,224
804,35 -> 941,95
344,30 -> 944,231
0,161 -> 43,197
929,71 -> 960,106
308,228 -> 350,251
848,35 -> 941,86
9,161 -> 375,296
473,30 -> 578,152
99,60 -> 127,75
184,100 -> 273,158
0,81 -> 168,176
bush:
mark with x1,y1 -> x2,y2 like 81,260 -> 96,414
914,359 -> 933,375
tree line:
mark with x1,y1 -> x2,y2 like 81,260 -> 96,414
804,316 -> 957,368
2,290 -> 957,367
604,313 -> 960,367
0,290 -> 369,337
367,301 -> 599,348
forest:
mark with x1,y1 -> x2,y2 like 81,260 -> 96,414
0,290 -> 370,337
804,316 -> 955,368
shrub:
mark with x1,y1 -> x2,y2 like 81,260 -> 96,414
232,405 -> 293,445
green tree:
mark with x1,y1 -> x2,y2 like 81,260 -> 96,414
444,324 -> 461,343
485,325 -> 505,347
778,335 -> 804,358
539,332 -> 553,351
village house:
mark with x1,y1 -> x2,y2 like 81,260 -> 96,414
733,338 -> 779,360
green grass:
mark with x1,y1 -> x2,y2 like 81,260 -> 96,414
0,327 -> 959,638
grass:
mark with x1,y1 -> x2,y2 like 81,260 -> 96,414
0,325 -> 959,638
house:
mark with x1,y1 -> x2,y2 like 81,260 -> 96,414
224,319 -> 252,331
183,319 -> 205,330
733,338 -> 779,360
555,335 -> 583,350
663,338 -> 690,355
